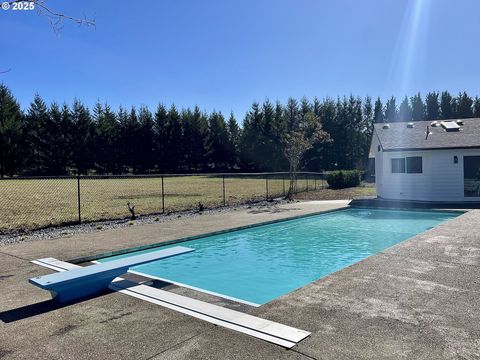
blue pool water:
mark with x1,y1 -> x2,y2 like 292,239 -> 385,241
100,208 -> 458,305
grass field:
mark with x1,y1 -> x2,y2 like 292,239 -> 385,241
293,184 -> 376,201
0,175 -> 326,232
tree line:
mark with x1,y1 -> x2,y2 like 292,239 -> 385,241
0,84 -> 479,177
377,91 -> 480,123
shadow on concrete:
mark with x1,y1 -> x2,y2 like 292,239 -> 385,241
247,207 -> 301,214
350,198 -> 480,210
0,272 -> 183,324
0,289 -> 111,323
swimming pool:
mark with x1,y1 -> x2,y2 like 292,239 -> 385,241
99,208 -> 459,305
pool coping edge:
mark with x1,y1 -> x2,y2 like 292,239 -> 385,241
67,206 -> 351,263
68,205 -> 464,264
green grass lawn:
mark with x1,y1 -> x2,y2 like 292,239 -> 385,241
293,183 -> 376,201
0,175 -> 326,232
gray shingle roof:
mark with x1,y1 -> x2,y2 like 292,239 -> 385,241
374,118 -> 480,152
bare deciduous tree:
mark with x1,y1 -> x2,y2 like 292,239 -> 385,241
2,1 -> 95,73
127,202 -> 136,220
283,112 -> 330,198
8,0 -> 95,34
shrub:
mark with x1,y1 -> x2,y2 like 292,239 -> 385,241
326,170 -> 362,189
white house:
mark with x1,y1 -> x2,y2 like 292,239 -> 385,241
370,118 -> 480,202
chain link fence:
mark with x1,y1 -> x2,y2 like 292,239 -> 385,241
0,172 -> 326,233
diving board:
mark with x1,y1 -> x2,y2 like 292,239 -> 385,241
110,279 -> 310,348
31,257 -> 311,348
29,246 -> 194,302
31,257 -> 81,272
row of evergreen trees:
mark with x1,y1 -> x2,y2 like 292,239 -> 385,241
377,91 -> 480,123
1,84 -> 479,177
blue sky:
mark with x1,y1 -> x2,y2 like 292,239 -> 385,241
1,0 -> 479,119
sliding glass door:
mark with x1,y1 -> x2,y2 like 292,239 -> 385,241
464,156 -> 480,197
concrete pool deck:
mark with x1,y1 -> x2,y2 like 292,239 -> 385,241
1,200 -> 479,359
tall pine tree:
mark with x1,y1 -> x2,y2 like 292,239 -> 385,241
455,91 -> 473,118
239,102 -> 263,170
398,96 -> 412,121
190,106 -> 209,171
373,97 -> 384,123
425,92 -> 440,120
164,105 -> 183,172
473,97 -> 480,118
207,111 -> 229,170
70,99 -> 94,174
137,106 -> 155,173
118,106 -> 140,173
95,103 -> 119,174
410,93 -> 425,121
24,94 -> 49,174
226,112 -> 240,169
153,104 -> 168,172
284,98 -> 300,130
44,102 -> 69,174
0,85 -> 23,177
317,98 -> 337,169
440,91 -> 454,119
384,97 -> 397,122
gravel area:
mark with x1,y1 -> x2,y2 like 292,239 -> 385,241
0,199 -> 290,246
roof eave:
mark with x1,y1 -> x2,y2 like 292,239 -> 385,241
383,145 -> 480,152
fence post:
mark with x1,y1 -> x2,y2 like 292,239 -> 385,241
265,174 -> 269,200
77,174 -> 81,224
322,173 -> 324,189
161,175 -> 165,213
282,175 -> 285,196
222,175 -> 226,206
314,175 -> 317,190
306,174 -> 309,192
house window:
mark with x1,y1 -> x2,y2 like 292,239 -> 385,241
391,158 -> 405,173
392,156 -> 423,174
464,156 -> 480,197
406,156 -> 422,173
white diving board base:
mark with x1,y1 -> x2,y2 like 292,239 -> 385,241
31,257 -> 311,348
31,258 -> 81,272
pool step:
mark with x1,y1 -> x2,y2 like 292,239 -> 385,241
31,258 -> 311,348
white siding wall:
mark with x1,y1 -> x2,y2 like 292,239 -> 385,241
371,136 -> 383,196
376,148 -> 480,202
380,150 -> 433,201
430,150 -> 464,201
